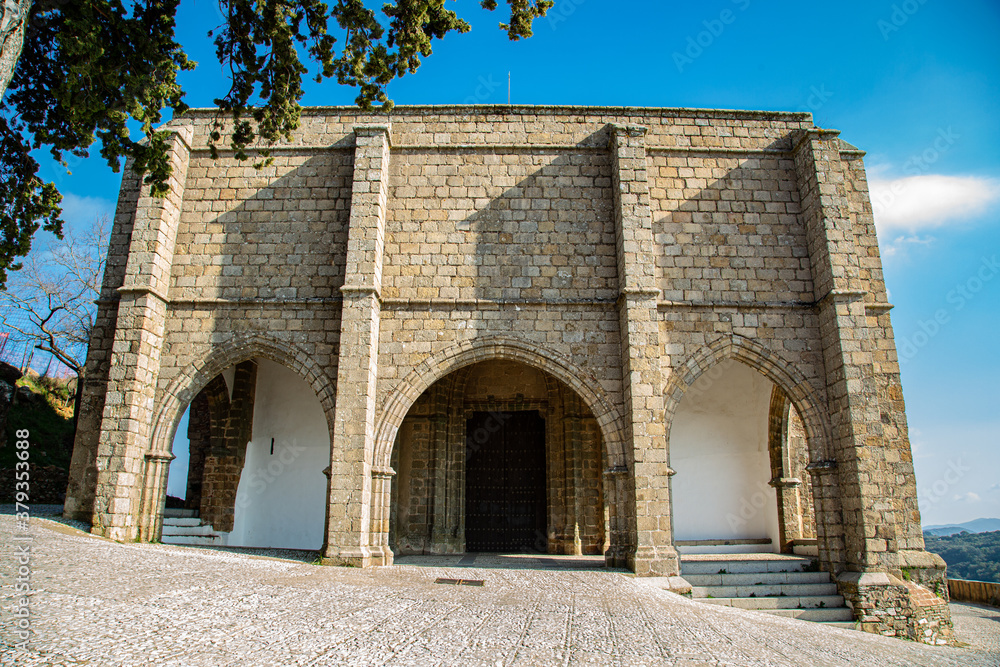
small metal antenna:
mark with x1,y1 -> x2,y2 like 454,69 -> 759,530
508,71 -> 511,105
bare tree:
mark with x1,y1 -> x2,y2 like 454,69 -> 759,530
0,215 -> 108,380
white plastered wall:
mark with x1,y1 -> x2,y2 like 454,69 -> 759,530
226,358 -> 329,550
670,359 -> 781,554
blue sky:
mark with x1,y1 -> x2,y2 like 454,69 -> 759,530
32,1 -> 999,525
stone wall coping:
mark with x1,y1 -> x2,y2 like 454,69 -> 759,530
176,104 -> 815,121
838,571 -> 901,587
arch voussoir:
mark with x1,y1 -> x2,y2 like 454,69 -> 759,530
373,336 -> 627,472
149,334 -> 338,459
664,334 -> 833,464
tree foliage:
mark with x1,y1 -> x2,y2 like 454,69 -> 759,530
924,530 -> 1000,584
0,0 -> 553,287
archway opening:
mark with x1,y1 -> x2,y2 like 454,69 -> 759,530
163,358 -> 330,550
670,359 -> 817,555
389,359 -> 608,556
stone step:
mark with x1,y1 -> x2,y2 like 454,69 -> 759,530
162,526 -> 215,537
684,571 -> 831,587
692,582 -> 839,598
162,517 -> 203,527
680,557 -> 816,575
163,508 -> 198,518
699,595 -> 846,610
162,524 -> 218,537
758,607 -> 855,622
161,534 -> 223,546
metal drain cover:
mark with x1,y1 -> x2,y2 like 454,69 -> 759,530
434,578 -> 484,586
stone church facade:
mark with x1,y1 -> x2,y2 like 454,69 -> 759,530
64,105 -> 950,638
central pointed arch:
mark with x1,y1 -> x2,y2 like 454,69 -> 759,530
373,336 -> 627,471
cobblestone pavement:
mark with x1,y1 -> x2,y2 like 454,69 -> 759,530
950,602 -> 1000,661
1,515 -> 996,667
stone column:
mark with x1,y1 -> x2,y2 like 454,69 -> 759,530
767,387 -> 803,553
609,124 -> 678,577
183,391 -> 211,511
199,361 -> 257,533
794,128 -> 904,576
429,413 -> 452,553
323,125 -> 391,567
89,125 -> 193,541
567,410 -> 584,556
602,466 -> 629,567
370,467 -> 396,566
795,128 -> 952,638
64,164 -> 145,523
138,452 -> 174,541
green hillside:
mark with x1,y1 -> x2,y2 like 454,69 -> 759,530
924,530 -> 1000,584
1,372 -> 75,503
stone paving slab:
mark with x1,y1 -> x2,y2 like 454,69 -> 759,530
0,515 -> 995,666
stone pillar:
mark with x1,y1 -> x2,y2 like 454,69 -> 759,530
323,124 -> 391,567
794,128 -> 901,575
608,124 -> 678,577
428,413 -> 453,553
89,125 -> 193,541
547,392 -> 569,554
370,467 -> 396,566
567,410 -> 584,556
794,128 -> 950,638
138,452 -> 173,541
602,466 -> 629,567
767,387 -> 804,553
808,460 -> 844,572
183,391 -> 211,511
63,164 -> 145,523
199,361 -> 257,533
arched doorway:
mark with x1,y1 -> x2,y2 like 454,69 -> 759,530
389,359 -> 608,556
669,359 -> 817,555
163,358 -> 330,550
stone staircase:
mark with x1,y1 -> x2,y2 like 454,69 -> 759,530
682,554 -> 856,629
161,508 -> 223,546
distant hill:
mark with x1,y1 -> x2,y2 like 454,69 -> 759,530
924,518 -> 1000,536
924,530 -> 1000,584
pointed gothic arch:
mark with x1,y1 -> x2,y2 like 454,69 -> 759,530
373,336 -> 627,472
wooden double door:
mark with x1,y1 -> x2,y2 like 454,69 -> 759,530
464,410 -> 547,552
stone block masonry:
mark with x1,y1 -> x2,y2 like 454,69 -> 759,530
64,105 -> 949,642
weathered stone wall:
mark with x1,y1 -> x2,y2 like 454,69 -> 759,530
65,105 -> 946,638
787,406 -> 817,541
183,391 -> 210,510
0,465 -> 68,504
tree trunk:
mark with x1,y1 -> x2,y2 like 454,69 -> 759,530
0,0 -> 32,101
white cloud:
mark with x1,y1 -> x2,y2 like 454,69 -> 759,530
879,234 -> 934,258
869,174 -> 1000,234
952,492 -> 981,503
